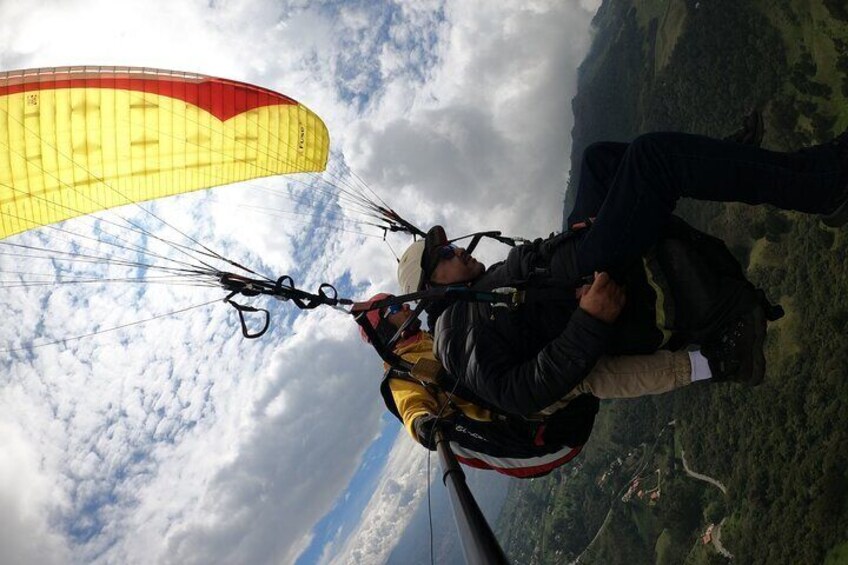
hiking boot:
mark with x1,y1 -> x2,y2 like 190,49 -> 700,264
723,109 -> 764,147
820,129 -> 848,228
702,304 -> 767,386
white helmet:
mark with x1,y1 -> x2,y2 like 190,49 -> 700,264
396,226 -> 448,294
398,240 -> 426,294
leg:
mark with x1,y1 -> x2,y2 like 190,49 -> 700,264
575,350 -> 693,398
569,114 -> 767,229
576,132 -> 844,275
536,350 -> 693,415
567,142 -> 629,226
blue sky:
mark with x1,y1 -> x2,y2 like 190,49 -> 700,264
296,413 -> 399,565
0,1 -> 600,563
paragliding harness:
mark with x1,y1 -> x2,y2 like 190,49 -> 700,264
219,274 -> 355,338
217,218 -> 784,347
371,349 -> 597,478
350,219 -> 788,478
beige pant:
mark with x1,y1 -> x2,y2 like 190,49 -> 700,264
538,350 -> 693,416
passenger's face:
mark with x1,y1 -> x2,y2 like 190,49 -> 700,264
385,304 -> 412,328
385,303 -> 422,337
430,245 -> 485,285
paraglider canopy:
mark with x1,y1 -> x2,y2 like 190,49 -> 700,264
0,66 -> 330,239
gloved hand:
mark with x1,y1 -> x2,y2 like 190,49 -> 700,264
413,414 -> 440,451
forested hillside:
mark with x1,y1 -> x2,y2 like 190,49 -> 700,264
501,0 -> 848,563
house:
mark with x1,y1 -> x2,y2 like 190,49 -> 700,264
622,478 -> 641,503
701,524 -> 715,545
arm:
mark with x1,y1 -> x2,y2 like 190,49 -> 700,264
481,308 -> 615,414
387,377 -> 443,446
434,273 -> 624,416
436,305 -> 615,416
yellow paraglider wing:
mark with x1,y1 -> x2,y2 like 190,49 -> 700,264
0,66 -> 330,239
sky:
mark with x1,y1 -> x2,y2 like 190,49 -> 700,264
0,1 -> 601,563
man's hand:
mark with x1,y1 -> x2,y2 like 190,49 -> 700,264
413,415 -> 439,450
578,271 -> 626,323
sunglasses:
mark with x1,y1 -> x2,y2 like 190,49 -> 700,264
382,303 -> 405,318
435,244 -> 458,261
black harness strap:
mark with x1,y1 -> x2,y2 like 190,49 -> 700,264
220,273 -> 355,339
224,291 -> 271,339
456,231 -> 525,255
354,310 -> 414,372
380,365 -> 463,423
384,300 -> 428,350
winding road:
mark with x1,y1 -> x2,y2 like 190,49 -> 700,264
680,449 -> 727,494
680,449 -> 733,559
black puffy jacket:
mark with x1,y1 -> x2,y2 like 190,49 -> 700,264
431,217 -> 759,416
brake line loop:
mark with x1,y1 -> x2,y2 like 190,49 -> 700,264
224,290 -> 271,339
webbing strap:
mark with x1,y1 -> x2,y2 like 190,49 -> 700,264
354,311 -> 414,372
411,357 -> 443,382
224,291 -> 271,339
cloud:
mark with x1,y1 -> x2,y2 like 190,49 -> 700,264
347,0 -> 598,241
0,421 -> 72,565
103,310 -> 386,565
2,205 -> 388,564
323,433 -> 430,565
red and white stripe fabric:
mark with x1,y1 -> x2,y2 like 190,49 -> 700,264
450,442 -> 583,478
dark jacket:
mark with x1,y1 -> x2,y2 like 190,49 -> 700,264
431,217 -> 759,416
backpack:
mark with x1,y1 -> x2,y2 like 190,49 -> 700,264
603,216 -> 778,354
643,216 -> 776,350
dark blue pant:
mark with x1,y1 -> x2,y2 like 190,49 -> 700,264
568,132 -> 844,276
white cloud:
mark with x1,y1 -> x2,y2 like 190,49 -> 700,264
0,420 -> 72,565
0,1 -> 599,563
347,0 -> 597,243
102,310 -> 386,565
324,433 -> 430,565
2,211 -> 389,564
